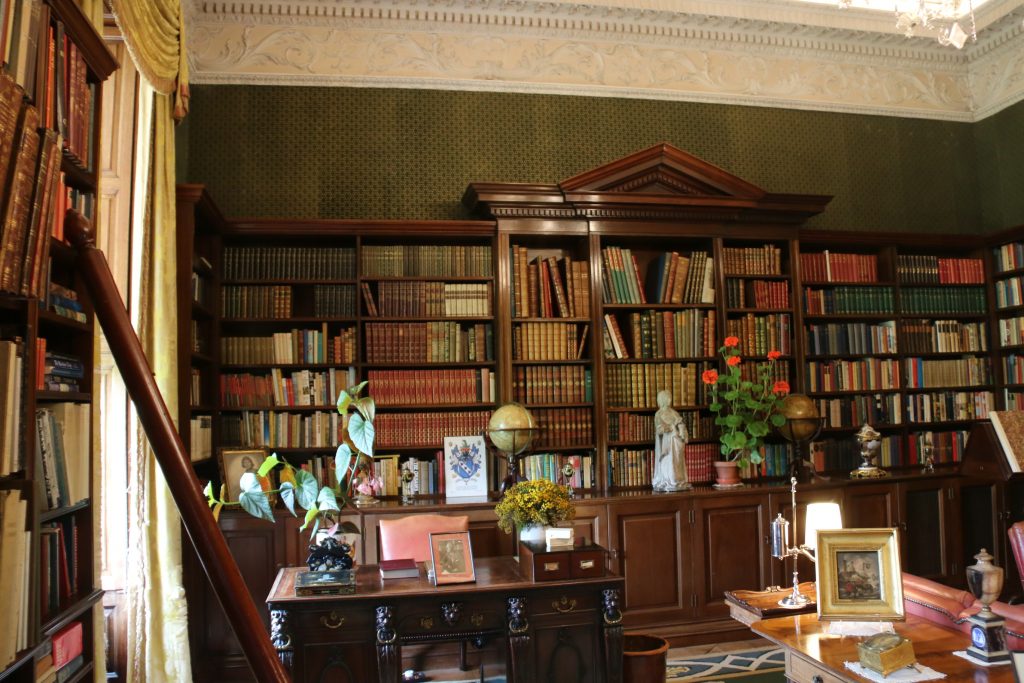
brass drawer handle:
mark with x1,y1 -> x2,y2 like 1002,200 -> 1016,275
420,617 -> 435,630
543,562 -> 561,572
552,596 -> 576,613
320,611 -> 345,630
579,559 -> 595,570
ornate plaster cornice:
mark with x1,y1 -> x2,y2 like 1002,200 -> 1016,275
184,0 -> 1024,121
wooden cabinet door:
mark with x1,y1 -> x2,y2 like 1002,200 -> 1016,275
691,491 -> 771,619
843,482 -> 899,529
568,502 -> 607,549
767,485 -> 843,588
899,477 -> 960,584
607,498 -> 689,627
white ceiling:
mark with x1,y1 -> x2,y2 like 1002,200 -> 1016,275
184,0 -> 1024,121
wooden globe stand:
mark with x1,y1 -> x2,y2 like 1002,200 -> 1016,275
489,426 -> 539,494
781,417 -> 824,484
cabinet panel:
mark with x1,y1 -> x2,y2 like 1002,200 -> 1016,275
568,503 -> 607,549
692,492 -> 770,618
843,483 -> 899,529
609,499 -> 686,625
532,617 -> 602,683
901,478 -> 958,583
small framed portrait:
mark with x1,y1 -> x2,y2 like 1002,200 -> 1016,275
815,528 -> 904,622
429,531 -> 475,585
218,447 -> 270,503
442,435 -> 488,500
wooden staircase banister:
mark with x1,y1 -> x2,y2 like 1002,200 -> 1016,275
65,210 -> 291,683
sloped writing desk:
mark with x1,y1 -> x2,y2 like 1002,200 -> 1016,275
267,558 -> 625,683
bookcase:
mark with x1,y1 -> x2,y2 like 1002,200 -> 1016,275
0,1 -> 115,681
988,227 -> 1024,415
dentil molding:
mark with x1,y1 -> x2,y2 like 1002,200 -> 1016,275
184,0 -> 1024,121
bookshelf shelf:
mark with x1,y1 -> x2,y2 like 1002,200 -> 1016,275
41,589 -> 104,637
60,661 -> 95,683
376,402 -> 498,410
366,315 -> 493,322
221,279 -> 358,286
808,388 -> 902,396
518,401 -> 593,409
35,391 -> 91,403
221,316 -> 359,324
363,361 -> 495,368
191,352 -> 215,365
39,499 -> 90,523
903,385 -> 992,393
37,309 -> 90,331
806,353 -> 899,360
802,280 -> 897,287
725,307 -> 792,314
601,302 -> 716,311
802,313 -> 897,320
361,275 -> 493,283
722,273 -> 791,280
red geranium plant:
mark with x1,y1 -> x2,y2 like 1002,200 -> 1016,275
702,337 -> 790,467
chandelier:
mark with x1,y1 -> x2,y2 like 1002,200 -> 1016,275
838,0 -> 977,48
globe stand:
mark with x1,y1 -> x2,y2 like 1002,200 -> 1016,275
781,416 -> 824,485
487,425 -> 539,496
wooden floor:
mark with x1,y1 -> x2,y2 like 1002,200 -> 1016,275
425,637 -> 771,681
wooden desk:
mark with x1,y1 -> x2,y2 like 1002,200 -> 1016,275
267,558 -> 625,683
751,613 -> 1014,683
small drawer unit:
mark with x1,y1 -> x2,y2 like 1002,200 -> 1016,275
518,541 -> 608,583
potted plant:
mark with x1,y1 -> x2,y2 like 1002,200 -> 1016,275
494,478 -> 575,543
204,381 -> 376,568
702,336 -> 790,487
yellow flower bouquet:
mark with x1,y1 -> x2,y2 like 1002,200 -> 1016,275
494,479 -> 575,534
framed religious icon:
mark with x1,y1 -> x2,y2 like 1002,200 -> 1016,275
429,531 -> 476,585
815,528 -> 905,621
218,447 -> 271,503
442,435 -> 488,499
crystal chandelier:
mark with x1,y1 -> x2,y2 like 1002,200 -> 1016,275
838,0 -> 977,48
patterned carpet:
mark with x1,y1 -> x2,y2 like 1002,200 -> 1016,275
667,646 -> 786,681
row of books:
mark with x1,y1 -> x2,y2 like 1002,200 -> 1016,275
36,405 -> 88,510
0,72 -> 61,298
903,356 -> 991,389
642,250 -> 715,304
38,345 -> 83,393
0,340 -> 23,475
223,246 -> 356,280
1003,355 -> 1024,385
625,309 -> 716,360
724,313 -> 792,355
374,411 -> 491,448
805,321 -> 897,356
312,284 -> 356,317
191,321 -> 205,355
724,278 -> 790,309
365,322 -> 493,363
607,410 -> 715,442
899,320 -> 987,354
512,365 -> 592,405
38,620 -> 85,683
521,452 -> 594,489
367,368 -> 496,405
803,286 -> 895,315
810,435 -> 902,471
1005,391 -> 1024,410
904,391 -> 993,422
605,362 -> 706,408
999,316 -> 1024,348
46,281 -> 86,324
602,247 -> 714,305
221,410 -> 347,449
189,415 -> 212,462
221,327 -> 357,366
0,489 -> 29,668
739,359 -> 791,384
994,276 -> 1024,309
721,244 -> 782,276
364,281 -> 493,317
899,286 -> 986,315
741,443 -> 793,479
993,242 -> 1024,274
190,368 -> 202,405
531,408 -> 593,448
799,251 -> 878,283
906,430 -> 968,464
361,244 -> 492,277
805,358 -> 900,393
817,393 -> 902,428
896,255 -> 985,284
511,247 -> 590,319
40,518 -> 78,622
513,321 -> 586,361
222,285 -> 292,319
220,367 -> 359,408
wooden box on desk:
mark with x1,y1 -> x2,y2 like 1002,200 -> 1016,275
518,541 -> 606,582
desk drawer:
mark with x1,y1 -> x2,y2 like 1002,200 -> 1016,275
533,590 -> 599,617
570,550 -> 604,579
292,606 -> 374,639
399,599 -> 505,639
787,651 -> 845,683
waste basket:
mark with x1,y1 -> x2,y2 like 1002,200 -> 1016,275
623,633 -> 669,682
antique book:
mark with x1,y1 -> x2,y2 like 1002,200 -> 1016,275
379,558 -> 419,580
989,411 -> 1024,473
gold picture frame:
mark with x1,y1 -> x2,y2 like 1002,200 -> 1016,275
815,528 -> 905,621
218,447 -> 271,503
429,531 -> 476,585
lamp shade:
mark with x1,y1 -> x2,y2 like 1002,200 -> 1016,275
804,502 -> 842,550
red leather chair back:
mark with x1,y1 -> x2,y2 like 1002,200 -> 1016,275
379,514 -> 470,563
1009,521 -> 1024,592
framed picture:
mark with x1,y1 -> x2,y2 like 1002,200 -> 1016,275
815,528 -> 905,621
218,447 -> 270,503
429,530 -> 475,585
443,435 -> 488,499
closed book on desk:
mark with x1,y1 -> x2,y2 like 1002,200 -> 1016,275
379,558 -> 419,579
294,569 -> 355,596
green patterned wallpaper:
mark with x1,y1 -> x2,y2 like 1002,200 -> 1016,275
183,85 -> 1020,234
975,102 -> 1024,233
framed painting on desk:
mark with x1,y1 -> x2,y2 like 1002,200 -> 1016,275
429,531 -> 475,585
815,528 -> 904,621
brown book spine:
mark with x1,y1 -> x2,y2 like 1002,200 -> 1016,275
21,128 -> 59,297
0,102 -> 40,293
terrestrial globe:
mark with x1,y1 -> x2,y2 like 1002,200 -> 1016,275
487,402 -> 537,455
778,394 -> 821,443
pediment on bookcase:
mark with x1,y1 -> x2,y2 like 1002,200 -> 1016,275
464,143 -> 831,223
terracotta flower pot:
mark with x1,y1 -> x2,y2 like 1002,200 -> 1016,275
713,460 -> 742,488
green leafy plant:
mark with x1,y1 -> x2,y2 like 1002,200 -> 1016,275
702,337 -> 790,467
494,479 -> 575,534
204,381 -> 375,539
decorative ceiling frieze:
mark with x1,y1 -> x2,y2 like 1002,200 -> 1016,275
184,0 -> 1024,121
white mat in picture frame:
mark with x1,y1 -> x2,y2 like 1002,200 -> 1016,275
443,435 -> 488,499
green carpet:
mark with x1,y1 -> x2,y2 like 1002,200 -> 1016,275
667,646 -> 786,682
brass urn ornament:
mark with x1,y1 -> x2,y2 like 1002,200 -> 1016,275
850,423 -> 887,479
964,548 -> 1011,664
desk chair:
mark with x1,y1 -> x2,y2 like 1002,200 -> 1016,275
1008,521 -> 1024,599
378,514 -> 476,672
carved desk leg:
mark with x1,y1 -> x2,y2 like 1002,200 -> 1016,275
602,588 -> 624,683
506,596 -> 533,683
270,608 -> 293,671
376,605 -> 400,683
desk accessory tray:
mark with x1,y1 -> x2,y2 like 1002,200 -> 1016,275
295,569 -> 356,595
518,541 -> 606,582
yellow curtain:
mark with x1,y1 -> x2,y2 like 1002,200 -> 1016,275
107,0 -> 189,119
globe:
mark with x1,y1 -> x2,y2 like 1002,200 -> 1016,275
487,402 -> 537,455
778,393 -> 821,442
